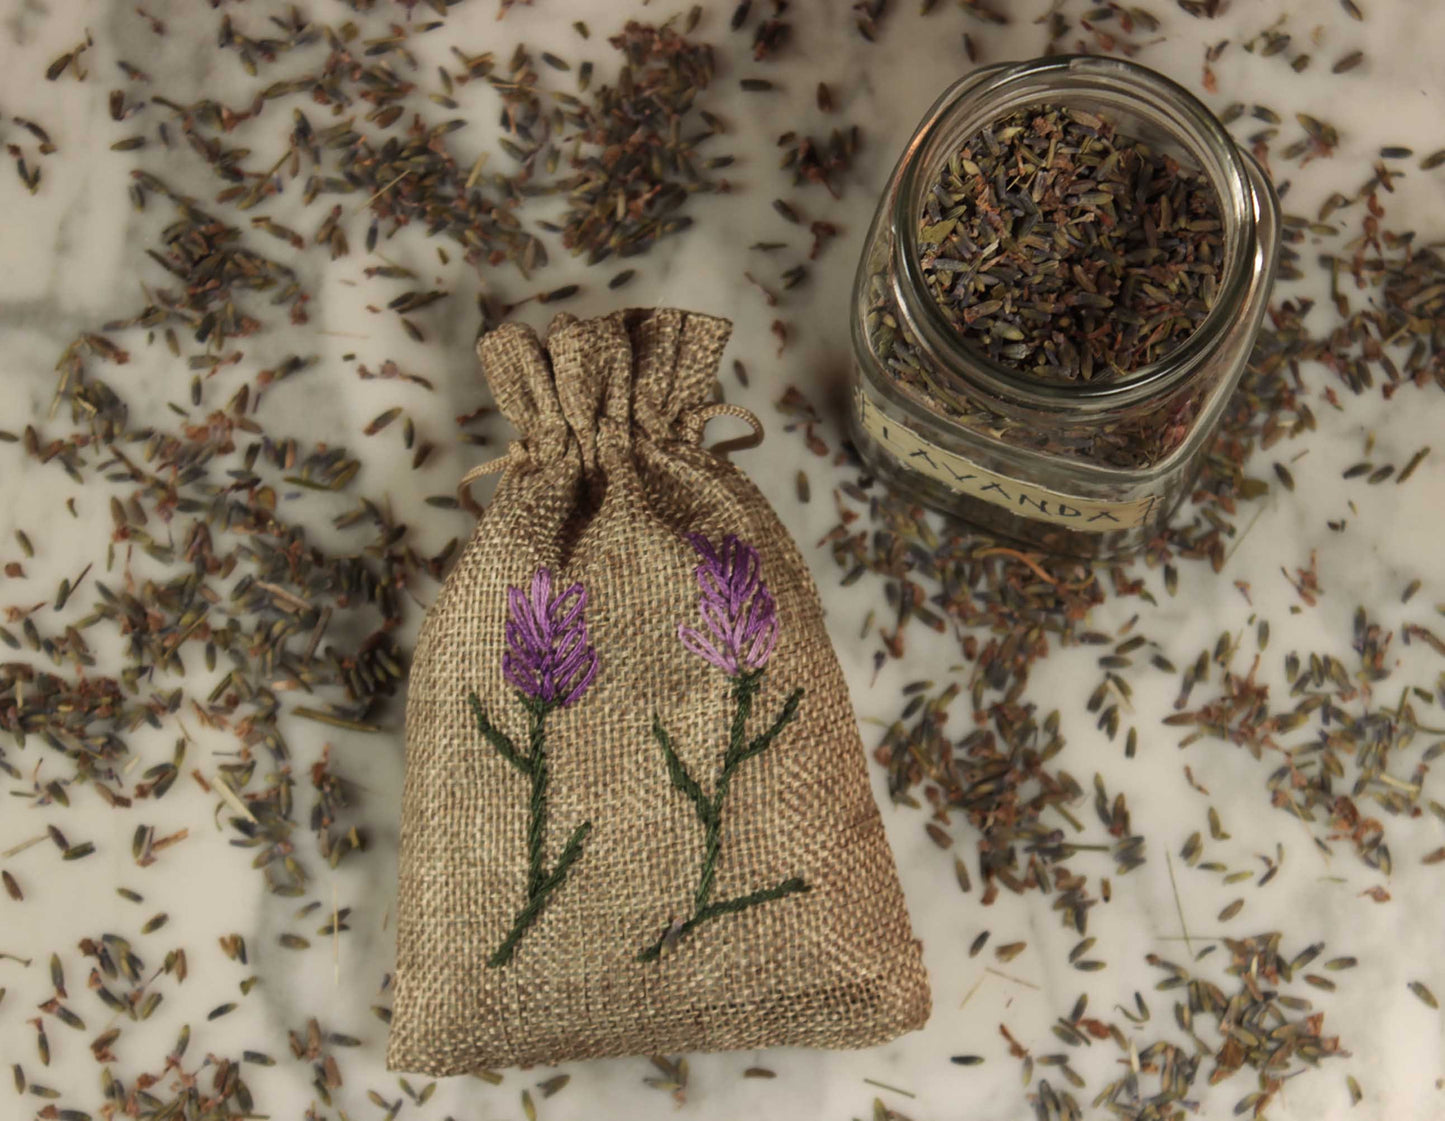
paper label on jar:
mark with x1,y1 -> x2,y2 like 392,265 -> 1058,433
855,391 -> 1158,532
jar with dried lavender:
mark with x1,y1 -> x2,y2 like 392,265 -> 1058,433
849,56 -> 1280,557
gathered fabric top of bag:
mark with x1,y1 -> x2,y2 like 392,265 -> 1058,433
388,308 -> 929,1075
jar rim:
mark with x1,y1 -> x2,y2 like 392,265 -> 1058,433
891,55 -> 1263,411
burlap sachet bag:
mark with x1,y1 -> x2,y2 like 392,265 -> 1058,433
388,307 -> 929,1074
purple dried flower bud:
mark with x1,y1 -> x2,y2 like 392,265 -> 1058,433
677,533 -> 779,677
503,568 -> 598,707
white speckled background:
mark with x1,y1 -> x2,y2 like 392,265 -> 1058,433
1,1 -> 1443,1119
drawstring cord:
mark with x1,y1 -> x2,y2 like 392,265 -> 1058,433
457,448 -> 521,517
679,402 -> 764,446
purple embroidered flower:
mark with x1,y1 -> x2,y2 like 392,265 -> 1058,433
677,533 -> 779,678
503,568 -> 598,707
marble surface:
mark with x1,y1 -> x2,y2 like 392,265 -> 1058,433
2,1 -> 1444,1119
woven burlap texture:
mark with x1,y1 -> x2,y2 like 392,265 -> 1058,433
388,308 -> 929,1074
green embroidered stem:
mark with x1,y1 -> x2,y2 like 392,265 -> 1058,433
472,691 -> 591,968
739,685 -> 804,767
525,701 -> 548,898
641,673 -> 808,961
695,673 -> 760,908
637,876 -> 811,963
488,820 -> 592,968
468,692 -> 528,774
654,715 -> 709,824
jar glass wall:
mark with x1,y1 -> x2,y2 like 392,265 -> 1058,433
849,56 -> 1280,558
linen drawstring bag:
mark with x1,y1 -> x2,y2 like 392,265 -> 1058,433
388,307 -> 930,1074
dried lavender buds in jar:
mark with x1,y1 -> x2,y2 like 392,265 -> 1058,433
850,57 -> 1280,558
917,105 -> 1224,383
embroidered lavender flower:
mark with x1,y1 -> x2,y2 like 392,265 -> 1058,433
640,532 -> 808,962
503,568 -> 598,708
469,566 -> 597,967
678,534 -> 779,678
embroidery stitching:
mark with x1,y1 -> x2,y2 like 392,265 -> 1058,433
639,534 -> 809,962
471,567 -> 598,968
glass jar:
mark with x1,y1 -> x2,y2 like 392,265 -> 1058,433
849,55 -> 1280,558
